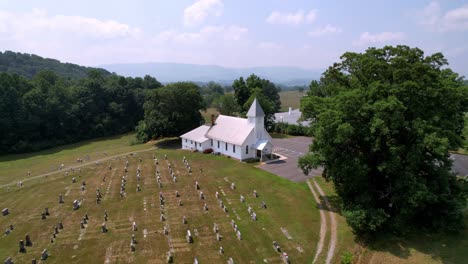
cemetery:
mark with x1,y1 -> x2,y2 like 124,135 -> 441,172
0,147 -> 319,263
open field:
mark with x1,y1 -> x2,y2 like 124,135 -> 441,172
279,91 -> 306,112
0,134 -> 151,187
0,141 -> 319,263
314,177 -> 468,264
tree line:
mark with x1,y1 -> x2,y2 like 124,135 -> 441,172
0,70 -> 161,153
0,51 -> 111,79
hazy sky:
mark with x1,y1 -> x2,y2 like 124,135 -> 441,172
1,0 -> 467,75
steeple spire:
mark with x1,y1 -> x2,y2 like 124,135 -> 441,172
246,98 -> 265,117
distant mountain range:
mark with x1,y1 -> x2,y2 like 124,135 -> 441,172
101,63 -> 321,86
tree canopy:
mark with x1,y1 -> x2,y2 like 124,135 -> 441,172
232,74 -> 281,128
0,70 -> 161,153
0,51 -> 111,79
299,45 -> 468,234
136,82 -> 205,141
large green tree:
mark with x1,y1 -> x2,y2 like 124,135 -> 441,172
232,74 -> 281,129
299,46 -> 468,234
137,82 -> 205,141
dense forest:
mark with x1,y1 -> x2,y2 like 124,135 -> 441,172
0,51 -> 111,79
0,70 -> 162,153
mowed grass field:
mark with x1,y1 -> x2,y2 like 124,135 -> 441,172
0,134 -> 151,187
0,139 -> 319,263
279,90 -> 305,112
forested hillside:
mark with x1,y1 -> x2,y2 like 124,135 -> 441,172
0,51 -> 111,79
0,70 -> 162,153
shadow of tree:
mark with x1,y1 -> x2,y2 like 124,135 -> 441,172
154,138 -> 181,149
314,189 -> 468,263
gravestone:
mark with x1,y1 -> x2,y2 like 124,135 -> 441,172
251,212 -> 257,221
228,257 -> 234,264
199,191 -> 204,200
247,206 -> 252,214
4,257 -> 13,264
85,213 -> 89,221
101,223 -> 108,233
160,214 -> 165,221
9,224 -> 13,230
231,183 -> 236,190
231,219 -> 235,228
72,177 -> 76,183
178,199 -> 183,206
219,246 -> 224,254
19,240 -> 26,253
253,190 -> 258,198
2,208 -> 9,216
175,190 -> 180,197
130,243 -> 136,252
186,230 -> 193,243
80,221 -> 85,229
216,233 -> 222,241
136,184 -> 141,192
58,222 -> 63,229
25,234 -> 32,246
215,191 -> 219,199
83,217 -> 87,224
104,210 -> 108,217
195,181 -> 200,190
32,258 -> 37,264
59,194 -> 64,203
203,203 -> 208,211
240,195 -> 245,203
41,249 -> 48,260
50,236 -> 54,243
131,234 -> 137,244
182,216 -> 187,224
132,222 -> 137,231
166,251 -> 173,263
213,223 -> 219,233
194,258 -> 198,264
41,212 -> 46,220
4,229 -> 10,235
261,201 -> 267,209
163,226 -> 168,235
236,230 -> 242,240
73,200 -> 80,210
273,241 -> 281,252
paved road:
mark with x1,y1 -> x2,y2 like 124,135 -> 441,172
452,153 -> 468,176
257,137 -> 468,182
257,137 -> 322,182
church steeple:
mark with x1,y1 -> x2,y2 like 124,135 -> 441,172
247,98 -> 265,139
247,98 -> 265,117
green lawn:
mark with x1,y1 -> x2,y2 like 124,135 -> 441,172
0,139 -> 320,263
0,133 -> 151,186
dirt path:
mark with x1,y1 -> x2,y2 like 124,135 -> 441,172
0,147 -> 156,188
307,180 -> 327,264
313,179 -> 337,264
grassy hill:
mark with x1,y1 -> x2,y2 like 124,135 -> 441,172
0,136 -> 320,263
0,50 -> 110,79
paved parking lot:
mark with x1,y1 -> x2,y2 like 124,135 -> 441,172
257,136 -> 323,182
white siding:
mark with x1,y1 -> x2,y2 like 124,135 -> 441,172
181,137 -> 209,152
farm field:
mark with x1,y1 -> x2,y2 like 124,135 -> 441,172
279,91 -> 305,112
0,140 -> 319,263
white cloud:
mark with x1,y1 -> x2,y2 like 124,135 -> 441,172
266,9 -> 317,25
183,0 -> 223,27
0,9 -> 142,40
308,24 -> 342,37
418,1 -> 468,32
353,32 -> 406,47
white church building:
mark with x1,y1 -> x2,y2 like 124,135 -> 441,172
180,99 -> 273,161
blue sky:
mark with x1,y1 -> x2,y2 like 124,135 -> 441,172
1,0 -> 467,76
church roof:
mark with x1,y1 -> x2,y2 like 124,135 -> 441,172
246,98 -> 265,117
180,125 -> 210,143
205,115 -> 254,145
